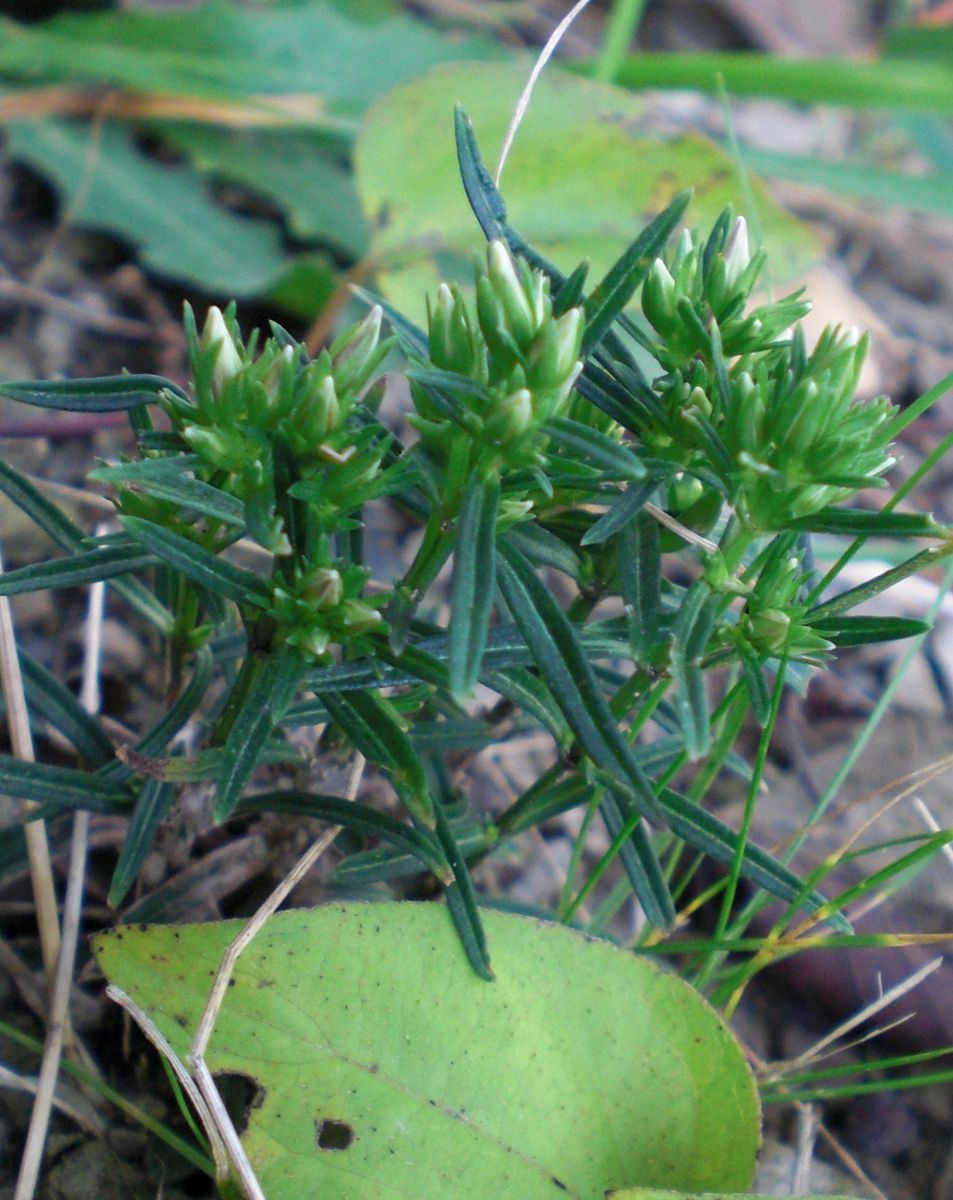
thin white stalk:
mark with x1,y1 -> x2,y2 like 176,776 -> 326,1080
0,543 -> 61,979
14,547 -> 106,1200
496,0 -> 595,186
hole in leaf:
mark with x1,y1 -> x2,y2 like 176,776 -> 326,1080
315,1118 -> 354,1151
213,1072 -> 264,1135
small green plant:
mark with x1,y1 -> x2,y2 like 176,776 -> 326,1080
3,109 -> 953,1197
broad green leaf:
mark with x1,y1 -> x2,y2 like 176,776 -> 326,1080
160,126 -> 371,260
612,1192 -> 857,1199
4,120 -> 291,296
449,472 -> 499,697
356,62 -> 817,319
94,903 -> 760,1199
0,3 -> 494,113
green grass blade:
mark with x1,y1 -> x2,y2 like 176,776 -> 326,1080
594,51 -> 953,115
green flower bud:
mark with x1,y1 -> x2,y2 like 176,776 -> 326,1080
302,567 -> 343,611
331,305 -> 385,396
338,598 -> 384,633
487,240 -> 537,348
722,216 -> 750,291
642,258 -> 677,336
199,306 -> 242,400
486,387 -> 533,445
182,423 -> 250,470
531,307 -> 584,391
745,607 -> 791,656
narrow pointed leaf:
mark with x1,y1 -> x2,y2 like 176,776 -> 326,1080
0,458 -> 171,629
19,652 -> 115,768
582,190 -> 692,354
582,480 -> 656,546
99,645 -> 214,784
0,544 -> 159,595
320,690 -> 434,827
502,522 -> 581,580
214,649 -> 304,822
497,538 -> 663,823
449,473 -> 499,697
0,756 -> 129,813
0,373 -> 190,412
544,417 -> 646,480
618,510 -> 661,659
108,779 -> 177,907
434,801 -> 493,981
121,516 -> 269,606
658,788 -> 850,930
240,791 -> 446,876
601,790 -> 675,929
789,507 -> 945,537
811,614 -> 931,646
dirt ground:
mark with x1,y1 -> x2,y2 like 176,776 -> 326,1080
2,2 -> 953,1198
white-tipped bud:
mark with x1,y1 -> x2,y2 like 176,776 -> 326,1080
200,306 -> 242,399
302,567 -> 343,611
487,240 -> 535,345
722,216 -> 750,290
489,387 -> 533,443
642,258 -> 677,335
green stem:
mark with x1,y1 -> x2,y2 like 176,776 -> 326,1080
594,0 -> 648,84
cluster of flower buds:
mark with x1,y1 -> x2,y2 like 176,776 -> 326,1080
642,215 -> 810,365
158,304 -> 394,554
413,241 -> 584,472
724,325 -> 896,530
735,540 -> 833,664
635,212 -> 896,534
267,563 -> 383,660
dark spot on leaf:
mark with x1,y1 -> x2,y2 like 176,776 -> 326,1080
552,1178 -> 568,1191
316,1118 -> 354,1151
138,923 -> 149,932
228,978 -> 236,987
213,1073 -> 265,1135
174,1014 -> 188,1028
